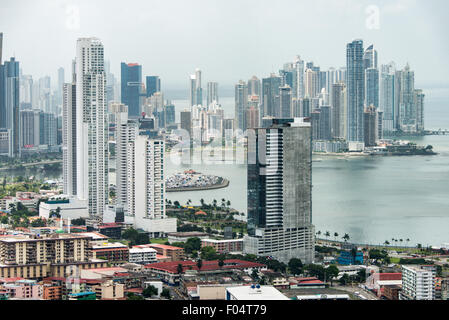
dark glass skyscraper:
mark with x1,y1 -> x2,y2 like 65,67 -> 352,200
346,39 -> 365,142
121,62 -> 142,118
0,57 -> 20,156
146,76 -> 160,98
245,118 -> 315,264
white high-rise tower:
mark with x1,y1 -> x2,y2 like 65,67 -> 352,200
75,38 -> 108,220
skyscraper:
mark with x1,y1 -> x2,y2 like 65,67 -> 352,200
146,76 -> 160,98
414,89 -> 425,133
244,118 -> 315,264
346,39 -> 365,142
331,82 -> 347,139
363,105 -> 378,147
206,81 -> 218,107
262,74 -> 281,118
365,67 -> 379,108
76,38 -> 108,220
279,85 -> 292,118
399,63 -> 416,132
126,134 -> 176,237
121,62 -> 142,118
189,68 -> 203,107
363,44 -> 378,70
62,78 -> 77,196
0,57 -> 20,156
235,80 -> 248,131
379,63 -> 396,133
115,106 -> 138,210
248,76 -> 261,97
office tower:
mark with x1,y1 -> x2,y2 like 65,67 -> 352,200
121,62 -> 142,118
0,57 -> 20,156
146,76 -> 161,98
319,106 -> 332,140
20,74 -> 33,106
331,82 -> 347,139
62,60 -> 77,196
365,68 -> 379,108
399,64 -> 416,132
206,81 -> 218,107
180,109 -> 192,136
311,110 -> 321,140
336,67 -> 347,85
76,37 -> 108,219
115,107 -> 138,209
165,104 -> 176,126
248,76 -> 261,97
57,67 -> 65,104
246,105 -> 260,130
189,68 -> 203,107
279,64 -> 293,88
299,98 -> 310,118
346,39 -> 365,142
304,68 -> 317,98
326,67 -> 337,98
126,134 -> 176,236
414,89 -> 425,133
235,80 -> 248,131
244,118 -> 315,264
293,56 -> 305,99
363,105 -> 378,147
19,110 -> 36,148
39,112 -> 57,147
380,63 -> 396,133
279,85 -> 292,118
262,74 -> 281,117
363,44 -> 378,69
400,265 -> 436,300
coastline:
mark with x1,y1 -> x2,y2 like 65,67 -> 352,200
166,178 -> 229,192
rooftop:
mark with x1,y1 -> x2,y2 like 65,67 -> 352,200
145,259 -> 266,274
226,285 -> 289,300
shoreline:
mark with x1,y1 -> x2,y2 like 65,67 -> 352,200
166,178 -> 229,192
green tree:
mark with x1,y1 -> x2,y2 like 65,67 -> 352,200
342,233 -> 350,242
200,246 -> 218,260
184,237 -> 201,254
325,231 -> 330,241
127,292 -> 144,300
161,288 -> 171,299
334,232 -> 339,242
339,273 -> 350,285
196,259 -> 203,270
288,258 -> 303,275
326,265 -> 339,286
142,285 -> 158,298
177,263 -> 183,274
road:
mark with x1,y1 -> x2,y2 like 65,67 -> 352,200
335,284 -> 379,300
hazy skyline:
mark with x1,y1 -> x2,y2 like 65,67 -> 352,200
1,0 -> 448,92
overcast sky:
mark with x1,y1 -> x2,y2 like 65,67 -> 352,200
1,0 -> 448,92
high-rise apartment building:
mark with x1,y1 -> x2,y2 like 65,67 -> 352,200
75,38 -> 108,220
380,63 -> 396,133
235,80 -> 248,131
401,265 -> 436,300
244,118 -> 315,264
190,68 -> 203,107
206,81 -> 218,107
331,82 -> 347,139
262,74 -> 281,118
126,134 -> 176,237
248,76 -> 261,97
346,39 -> 365,142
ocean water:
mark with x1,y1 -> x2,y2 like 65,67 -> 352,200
167,88 -> 449,246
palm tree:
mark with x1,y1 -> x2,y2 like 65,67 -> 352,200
325,231 -> 330,241
200,198 -> 205,207
221,198 -> 226,208
226,200 -> 231,207
316,230 -> 321,238
406,238 -> 410,247
342,233 -> 350,242
384,240 -> 390,247
334,232 -> 339,242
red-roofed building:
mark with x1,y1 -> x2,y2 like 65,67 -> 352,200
366,272 -> 402,296
144,259 -> 267,285
289,276 -> 326,289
